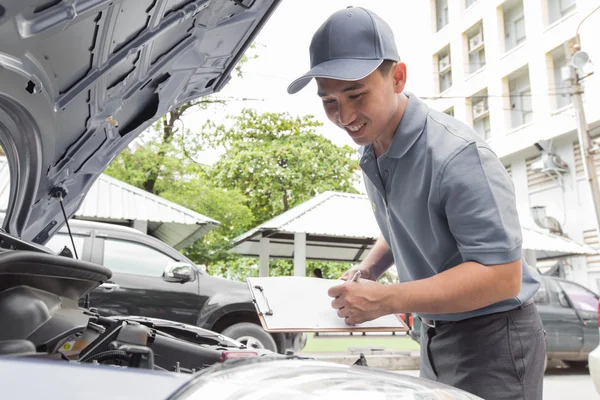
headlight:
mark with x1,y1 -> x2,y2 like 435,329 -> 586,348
173,359 -> 483,400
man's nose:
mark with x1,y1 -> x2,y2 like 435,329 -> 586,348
337,103 -> 356,126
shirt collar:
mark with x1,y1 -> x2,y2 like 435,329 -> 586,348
358,91 -> 429,161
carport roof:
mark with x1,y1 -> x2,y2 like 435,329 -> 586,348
231,191 -> 599,262
0,157 -> 219,249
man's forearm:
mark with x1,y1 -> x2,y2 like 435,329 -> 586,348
361,236 -> 395,280
381,259 -> 522,315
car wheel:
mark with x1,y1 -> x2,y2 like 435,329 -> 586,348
563,360 -> 588,369
221,323 -> 277,352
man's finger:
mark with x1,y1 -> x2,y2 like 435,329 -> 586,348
331,297 -> 344,309
339,268 -> 358,281
337,307 -> 349,318
327,283 -> 347,298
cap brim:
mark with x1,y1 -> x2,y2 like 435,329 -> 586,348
287,58 -> 383,94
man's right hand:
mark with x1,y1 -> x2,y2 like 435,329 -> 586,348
340,266 -> 376,282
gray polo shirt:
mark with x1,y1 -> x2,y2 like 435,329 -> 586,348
360,92 -> 541,321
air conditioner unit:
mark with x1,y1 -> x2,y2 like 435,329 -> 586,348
468,30 -> 484,53
438,55 -> 451,73
472,99 -> 489,119
531,153 -> 569,174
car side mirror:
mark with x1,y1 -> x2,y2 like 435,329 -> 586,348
164,262 -> 194,283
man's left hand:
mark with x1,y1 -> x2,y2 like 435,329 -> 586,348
327,279 -> 390,325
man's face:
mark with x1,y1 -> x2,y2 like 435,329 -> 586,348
316,63 -> 404,146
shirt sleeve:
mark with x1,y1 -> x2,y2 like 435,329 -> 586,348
438,143 -> 523,265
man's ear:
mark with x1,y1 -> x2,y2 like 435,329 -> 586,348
393,62 -> 407,94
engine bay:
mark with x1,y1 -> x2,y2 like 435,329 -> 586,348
0,249 -> 267,373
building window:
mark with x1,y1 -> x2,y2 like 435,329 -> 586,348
470,89 -> 491,140
547,0 -> 576,25
573,139 -> 600,178
507,66 -> 532,128
466,0 -> 478,9
466,22 -> 485,74
549,45 -> 571,110
436,46 -> 452,93
436,0 -> 449,31
444,107 -> 454,117
502,0 -> 526,52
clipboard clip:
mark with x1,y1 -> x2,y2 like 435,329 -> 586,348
253,285 -> 274,316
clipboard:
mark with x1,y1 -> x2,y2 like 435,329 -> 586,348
247,276 -> 408,333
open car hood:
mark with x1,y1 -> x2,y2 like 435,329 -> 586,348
0,0 -> 280,243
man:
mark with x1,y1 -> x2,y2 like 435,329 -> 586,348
287,7 -> 546,400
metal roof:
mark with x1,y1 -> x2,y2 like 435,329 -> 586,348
0,157 -> 219,250
232,191 -> 599,262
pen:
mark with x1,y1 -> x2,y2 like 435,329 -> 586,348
348,270 -> 361,283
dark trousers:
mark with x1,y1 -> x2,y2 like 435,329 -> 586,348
419,301 -> 547,399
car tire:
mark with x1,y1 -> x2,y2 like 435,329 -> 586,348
221,323 -> 277,352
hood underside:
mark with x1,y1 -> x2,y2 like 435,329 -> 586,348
0,0 -> 279,243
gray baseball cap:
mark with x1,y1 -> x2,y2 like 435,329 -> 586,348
287,7 -> 400,95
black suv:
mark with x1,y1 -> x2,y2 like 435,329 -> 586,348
44,218 -> 306,355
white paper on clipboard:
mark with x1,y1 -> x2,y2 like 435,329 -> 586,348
246,276 -> 408,332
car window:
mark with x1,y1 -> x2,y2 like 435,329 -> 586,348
103,238 -> 176,277
559,281 -> 599,312
533,280 -> 549,305
46,233 -> 85,258
547,279 -> 571,308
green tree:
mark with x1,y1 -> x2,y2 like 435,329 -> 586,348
200,109 -> 360,224
104,42 -> 263,272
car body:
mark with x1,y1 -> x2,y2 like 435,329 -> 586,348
1,357 -> 483,400
407,275 -> 600,369
535,276 -> 599,367
40,217 -> 305,354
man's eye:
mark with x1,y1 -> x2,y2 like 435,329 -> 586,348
323,99 -> 336,105
349,93 -> 364,100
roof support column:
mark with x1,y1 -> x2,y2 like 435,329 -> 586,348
294,232 -> 306,277
259,235 -> 270,277
524,249 -> 537,269
132,219 -> 148,234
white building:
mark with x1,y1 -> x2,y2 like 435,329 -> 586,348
427,0 -> 600,291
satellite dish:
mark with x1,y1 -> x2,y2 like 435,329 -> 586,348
571,50 -> 590,69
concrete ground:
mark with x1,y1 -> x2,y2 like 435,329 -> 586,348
301,349 -> 599,399
396,367 -> 598,399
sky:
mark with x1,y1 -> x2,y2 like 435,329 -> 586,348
182,0 -> 432,164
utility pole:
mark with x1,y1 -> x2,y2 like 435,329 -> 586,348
565,35 -> 600,237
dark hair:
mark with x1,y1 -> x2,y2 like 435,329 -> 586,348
313,268 -> 323,278
378,60 -> 396,76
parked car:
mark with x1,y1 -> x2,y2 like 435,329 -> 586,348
37,217 -> 305,355
407,275 -> 599,370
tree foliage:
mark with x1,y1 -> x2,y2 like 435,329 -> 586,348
200,109 -> 360,224
104,43 -> 369,280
